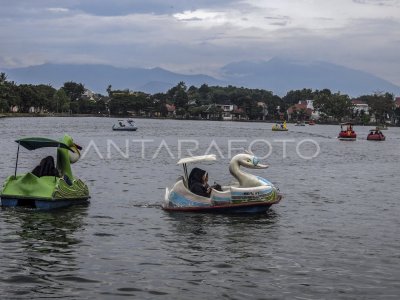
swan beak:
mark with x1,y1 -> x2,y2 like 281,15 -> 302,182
69,143 -> 81,164
255,163 -> 269,169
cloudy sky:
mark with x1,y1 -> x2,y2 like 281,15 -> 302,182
0,0 -> 399,85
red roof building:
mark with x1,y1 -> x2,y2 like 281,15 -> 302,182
287,101 -> 313,120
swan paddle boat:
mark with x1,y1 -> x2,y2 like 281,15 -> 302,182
0,135 -> 90,209
338,122 -> 357,141
367,128 -> 385,141
112,119 -> 137,131
272,121 -> 288,131
163,153 -> 282,213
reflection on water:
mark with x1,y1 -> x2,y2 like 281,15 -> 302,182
169,211 -> 279,239
15,206 -> 87,244
1,117 -> 400,299
0,206 -> 88,297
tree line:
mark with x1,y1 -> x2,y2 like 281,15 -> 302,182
1,72 -> 399,124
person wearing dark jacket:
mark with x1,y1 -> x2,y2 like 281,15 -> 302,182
188,167 -> 211,197
32,156 -> 59,177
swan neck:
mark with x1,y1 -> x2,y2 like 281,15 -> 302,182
229,160 -> 250,185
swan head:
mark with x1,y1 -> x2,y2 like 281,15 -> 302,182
232,153 -> 269,169
69,143 -> 82,164
61,134 -> 82,164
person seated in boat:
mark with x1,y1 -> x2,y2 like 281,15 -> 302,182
119,121 -> 125,127
32,156 -> 59,177
188,168 -> 222,197
188,167 -> 211,197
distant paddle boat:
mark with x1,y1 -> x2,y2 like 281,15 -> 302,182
163,153 -> 282,213
295,121 -> 306,126
338,122 -> 357,141
112,119 -> 137,131
272,121 -> 288,131
367,128 -> 385,141
308,120 -> 316,125
0,135 -> 90,209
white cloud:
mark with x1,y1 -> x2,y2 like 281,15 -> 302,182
0,0 -> 399,86
46,7 -> 70,13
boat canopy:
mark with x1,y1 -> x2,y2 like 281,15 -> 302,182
177,154 -> 217,165
340,122 -> 354,125
15,137 -> 71,151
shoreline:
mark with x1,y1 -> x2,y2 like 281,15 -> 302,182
0,113 -> 396,126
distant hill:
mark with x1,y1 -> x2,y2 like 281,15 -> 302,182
221,58 -> 400,97
2,64 -> 223,95
2,58 -> 400,97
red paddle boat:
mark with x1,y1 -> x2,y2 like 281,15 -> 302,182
338,123 -> 356,141
367,128 -> 385,141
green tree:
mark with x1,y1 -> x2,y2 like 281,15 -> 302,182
364,93 -> 394,125
95,98 -> 107,114
283,88 -> 314,105
0,72 -> 7,84
62,81 -> 85,101
361,112 -> 371,125
53,89 -> 70,113
168,82 -> 188,109
108,92 -> 151,115
198,84 -> 211,103
152,93 -> 168,117
107,84 -> 112,97
18,84 -> 39,112
35,84 -> 56,110
313,92 -> 353,122
0,73 -> 10,112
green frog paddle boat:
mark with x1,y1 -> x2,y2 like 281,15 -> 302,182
0,134 -> 90,209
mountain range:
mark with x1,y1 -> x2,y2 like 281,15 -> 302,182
2,58 -> 399,97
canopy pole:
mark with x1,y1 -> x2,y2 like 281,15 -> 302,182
14,143 -> 20,178
183,163 -> 189,186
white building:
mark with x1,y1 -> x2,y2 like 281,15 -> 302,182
82,89 -> 95,101
216,104 -> 237,120
351,99 -> 369,114
304,99 -> 321,120
257,102 -> 268,120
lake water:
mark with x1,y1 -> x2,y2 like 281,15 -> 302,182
0,117 -> 399,299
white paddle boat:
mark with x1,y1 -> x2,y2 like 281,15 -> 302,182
163,153 -> 282,213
